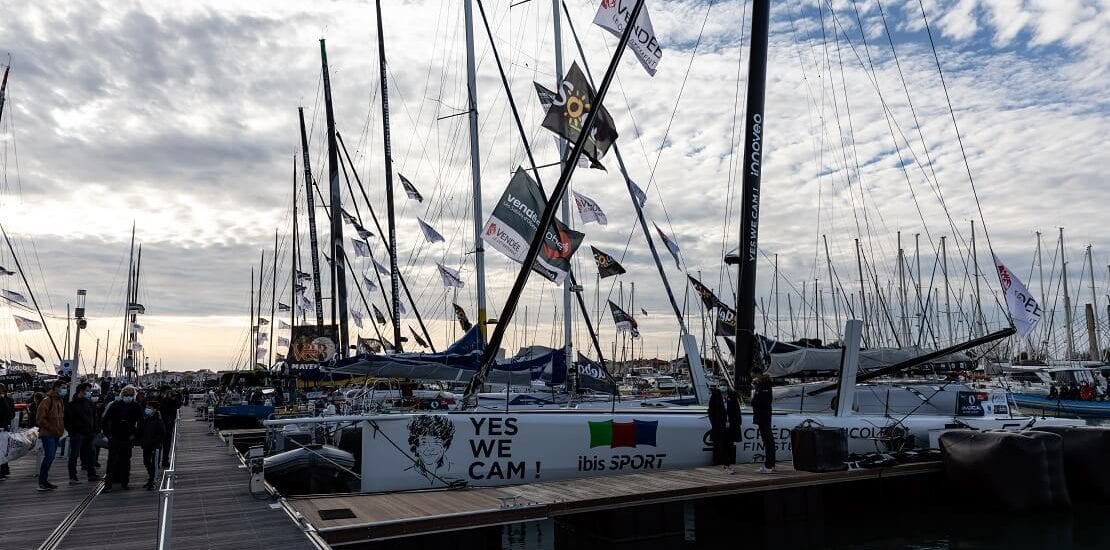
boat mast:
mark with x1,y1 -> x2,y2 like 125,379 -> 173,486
374,0 -> 403,352
463,0 -> 488,337
734,0 -> 771,391
971,220 -> 983,338
320,39 -> 350,358
292,155 -> 299,331
823,236 -> 842,342
552,0 -> 574,377
119,224 -> 135,379
250,268 -> 256,368
296,108 -> 325,327
129,244 -> 142,382
1087,244 -> 1100,360
856,239 -> 867,346
0,60 -> 8,127
269,231 -> 278,367
1035,231 -> 1045,358
942,235 -> 953,347
1060,228 -> 1075,360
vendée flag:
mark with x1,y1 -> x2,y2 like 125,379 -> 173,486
994,254 -> 1042,337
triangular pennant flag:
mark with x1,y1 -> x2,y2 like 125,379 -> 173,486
357,337 -> 383,354
436,263 -> 464,288
994,254 -> 1043,338
373,258 -> 390,275
572,191 -> 608,225
354,223 -> 374,240
409,326 -> 429,349
653,222 -> 681,269
279,320 -> 292,330
399,174 -> 424,202
278,336 -> 290,347
296,271 -> 312,281
608,301 -> 639,337
278,302 -> 291,312
0,266 -> 15,276
351,239 -> 372,258
257,318 -> 270,326
362,272 -> 379,292
372,304 -> 387,325
590,246 -> 626,279
417,218 -> 446,244
1,289 -> 27,303
688,275 -> 722,309
641,308 -> 648,316
25,345 -> 44,362
130,322 -> 144,334
12,315 -> 42,331
453,303 -> 472,331
398,300 -> 407,315
628,180 -> 647,208
341,209 -> 358,224
351,308 -> 365,329
128,302 -> 146,314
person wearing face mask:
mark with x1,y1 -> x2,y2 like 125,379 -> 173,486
139,404 -> 165,490
0,383 -> 15,480
101,385 -> 143,492
64,383 -> 101,484
156,386 -> 181,468
35,380 -> 68,491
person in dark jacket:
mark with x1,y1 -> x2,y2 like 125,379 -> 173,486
64,383 -> 100,484
725,389 -> 743,460
0,383 -> 15,480
751,374 -> 775,473
156,386 -> 180,468
102,385 -> 143,491
708,387 -> 729,466
139,405 -> 166,490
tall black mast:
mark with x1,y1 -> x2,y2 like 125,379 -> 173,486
734,0 -> 771,391
374,0 -> 403,352
320,39 -> 350,357
291,155 -> 299,333
297,107 -> 325,327
0,61 -> 9,126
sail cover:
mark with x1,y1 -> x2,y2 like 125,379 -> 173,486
758,337 -> 973,377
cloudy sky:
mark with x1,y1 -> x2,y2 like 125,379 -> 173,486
0,0 -> 1107,374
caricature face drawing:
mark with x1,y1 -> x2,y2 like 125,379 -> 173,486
407,415 -> 455,483
416,435 -> 447,467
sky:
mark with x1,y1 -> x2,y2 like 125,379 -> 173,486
0,0 -> 1107,374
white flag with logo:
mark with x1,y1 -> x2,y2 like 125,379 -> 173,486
572,191 -> 608,225
994,254 -> 1042,338
13,315 -> 42,331
593,0 -> 662,77
654,222 -> 682,269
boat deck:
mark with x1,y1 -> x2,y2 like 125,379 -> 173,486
0,418 -> 313,549
283,460 -> 943,546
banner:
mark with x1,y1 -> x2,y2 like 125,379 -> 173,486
437,263 -> 464,289
608,300 -> 639,337
534,82 -> 598,170
400,174 -> 424,202
591,246 -> 626,279
715,304 -> 736,337
418,218 -> 445,244
688,275 -> 721,309
576,354 -> 617,395
12,315 -> 42,332
572,191 -> 608,225
482,168 -> 585,285
993,254 -> 1042,337
593,0 -> 662,77
541,62 -> 618,162
288,324 -> 339,364
453,303 -> 472,331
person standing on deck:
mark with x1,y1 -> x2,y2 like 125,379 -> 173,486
751,374 -> 775,473
725,389 -> 742,466
157,386 -> 180,468
35,380 -> 67,491
102,385 -> 142,492
707,387 -> 729,466
0,384 -> 15,480
139,404 -> 165,490
64,383 -> 101,484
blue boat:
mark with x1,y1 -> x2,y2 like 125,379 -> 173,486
214,404 -> 275,429
1010,393 -> 1110,418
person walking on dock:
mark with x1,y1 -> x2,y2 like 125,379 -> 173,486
157,386 -> 180,468
35,380 -> 67,491
65,383 -> 101,485
0,384 -> 15,480
751,375 -> 775,473
102,385 -> 142,492
139,403 -> 166,490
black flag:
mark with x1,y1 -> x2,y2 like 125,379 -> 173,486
576,353 -> 617,395
453,303 -> 473,331
641,308 -> 648,316
688,275 -> 722,309
409,326 -> 429,349
399,174 -> 423,202
591,246 -> 626,279
541,62 -> 618,163
715,304 -> 737,337
372,304 -> 387,325
25,345 -> 44,362
608,300 -> 640,337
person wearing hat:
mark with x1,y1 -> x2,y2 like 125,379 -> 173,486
0,383 -> 15,480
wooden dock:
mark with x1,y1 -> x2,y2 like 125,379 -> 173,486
283,461 -> 943,547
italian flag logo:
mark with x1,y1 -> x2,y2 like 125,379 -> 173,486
588,420 -> 658,448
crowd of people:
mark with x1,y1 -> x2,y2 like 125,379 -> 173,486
0,380 -> 184,492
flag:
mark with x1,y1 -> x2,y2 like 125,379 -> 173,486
296,271 -> 312,281
572,191 -> 608,225
688,275 -> 722,308
399,174 -> 423,202
341,209 -> 358,224
131,341 -> 143,353
130,322 -> 144,334
576,353 -> 617,395
351,308 -> 365,329
278,336 -> 290,347
12,315 -> 42,331
275,353 -> 286,362
357,337 -> 382,354
25,345 -> 44,362
372,304 -> 387,325
453,303 -> 472,331
641,308 -> 648,316
437,263 -> 464,288
1,289 -> 26,303
128,302 -> 146,314
398,300 -> 408,315
481,168 -> 585,285
278,302 -> 291,312
608,301 -> 639,337
628,179 -> 647,208
279,320 -> 292,330
294,284 -> 307,294
322,252 -> 333,266
653,223 -> 681,269
373,258 -> 390,275
351,239 -> 371,258
540,62 -> 618,163
534,82 -> 598,170
256,332 -> 268,345
255,347 -> 267,360
409,327 -> 429,349
354,223 -> 374,240
418,218 -> 445,244
0,266 -> 14,276
297,294 -> 312,313
362,272 -> 379,291
258,318 -> 269,326
591,246 -> 626,279
593,0 -> 663,77
994,254 -> 1043,338
715,304 -> 737,337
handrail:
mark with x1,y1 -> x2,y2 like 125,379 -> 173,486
156,418 -> 180,550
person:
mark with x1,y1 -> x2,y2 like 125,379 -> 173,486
1080,381 -> 1094,401
156,386 -> 180,468
751,374 -> 775,473
725,389 -> 743,465
35,380 -> 67,491
707,387 -> 729,466
64,383 -> 100,484
0,383 -> 15,480
27,391 -> 44,429
139,403 -> 165,490
102,385 -> 143,492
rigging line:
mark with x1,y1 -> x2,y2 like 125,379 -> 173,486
718,0 -> 751,298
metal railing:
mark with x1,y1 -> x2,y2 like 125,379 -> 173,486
157,418 -> 180,550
